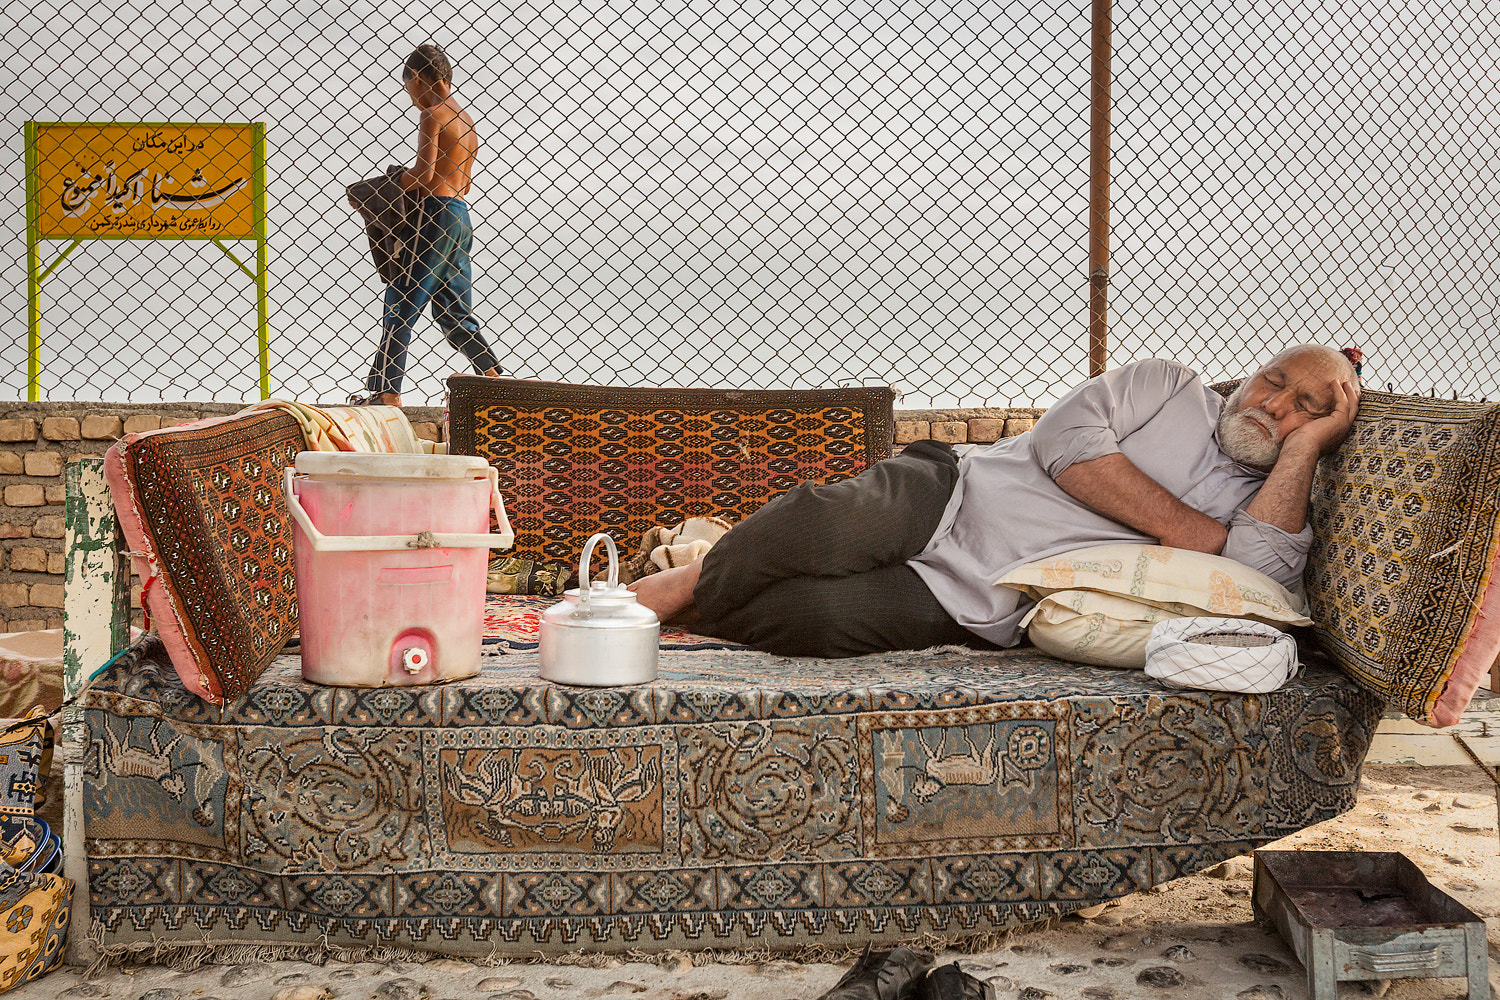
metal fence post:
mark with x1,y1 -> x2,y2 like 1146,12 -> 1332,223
1088,0 -> 1111,379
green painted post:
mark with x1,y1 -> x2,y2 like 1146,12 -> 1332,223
258,237 -> 270,399
255,122 -> 270,399
24,121 -> 40,401
62,458 -> 130,965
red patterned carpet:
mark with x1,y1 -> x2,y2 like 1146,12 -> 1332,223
483,593 -> 741,651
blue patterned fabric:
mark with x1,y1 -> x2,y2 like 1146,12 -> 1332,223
83,638 -> 1380,958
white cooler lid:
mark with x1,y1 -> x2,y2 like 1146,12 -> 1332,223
293,451 -> 491,480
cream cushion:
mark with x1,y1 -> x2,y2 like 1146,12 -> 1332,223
1000,545 -> 1313,669
1020,590 -> 1190,668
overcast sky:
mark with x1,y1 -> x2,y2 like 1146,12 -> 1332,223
2,0 -> 1496,406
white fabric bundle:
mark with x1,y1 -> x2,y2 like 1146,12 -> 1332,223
1144,617 -> 1300,693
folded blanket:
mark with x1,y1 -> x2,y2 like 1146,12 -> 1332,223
488,517 -> 735,595
619,516 -> 734,585
241,399 -> 425,454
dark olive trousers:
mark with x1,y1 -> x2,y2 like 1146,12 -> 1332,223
693,440 -> 980,656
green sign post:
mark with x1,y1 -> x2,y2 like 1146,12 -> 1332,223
24,121 -> 270,400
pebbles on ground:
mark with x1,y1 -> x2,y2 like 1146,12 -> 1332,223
475,977 -> 523,991
1450,820 -> 1496,833
1206,858 -> 1253,880
747,961 -> 802,979
271,989 -> 332,1000
1099,931 -> 1152,952
1093,908 -> 1141,926
372,978 -> 430,1000
220,964 -> 275,988
1136,967 -> 1186,988
1236,987 -> 1286,1000
56,986 -> 109,999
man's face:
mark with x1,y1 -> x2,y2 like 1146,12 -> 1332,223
1218,352 -> 1340,469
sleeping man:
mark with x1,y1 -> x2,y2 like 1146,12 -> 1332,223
629,345 -> 1360,656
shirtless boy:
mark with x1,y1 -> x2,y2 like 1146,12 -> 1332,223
354,43 -> 503,406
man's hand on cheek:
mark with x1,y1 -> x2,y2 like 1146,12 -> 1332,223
1284,378 -> 1360,458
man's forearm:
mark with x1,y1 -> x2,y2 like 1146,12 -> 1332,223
1242,439 -> 1320,534
1053,453 -> 1228,553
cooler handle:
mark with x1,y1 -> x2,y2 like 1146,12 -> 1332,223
283,467 -> 515,553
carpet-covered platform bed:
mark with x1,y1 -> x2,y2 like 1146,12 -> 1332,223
84,635 -> 1378,956
71,378 -> 1500,961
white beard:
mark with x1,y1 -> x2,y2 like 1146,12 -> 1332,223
1218,389 -> 1281,469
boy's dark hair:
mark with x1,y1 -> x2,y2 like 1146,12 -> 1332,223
404,44 -> 452,84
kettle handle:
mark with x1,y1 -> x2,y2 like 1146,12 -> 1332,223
576,532 -> 619,617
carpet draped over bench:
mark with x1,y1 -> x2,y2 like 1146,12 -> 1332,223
83,639 -> 1380,957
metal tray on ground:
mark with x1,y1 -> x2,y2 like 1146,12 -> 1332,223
1253,850 -> 1488,1000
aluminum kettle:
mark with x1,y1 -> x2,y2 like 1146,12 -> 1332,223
538,533 -> 660,685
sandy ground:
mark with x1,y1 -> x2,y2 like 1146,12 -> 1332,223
12,764 -> 1499,1000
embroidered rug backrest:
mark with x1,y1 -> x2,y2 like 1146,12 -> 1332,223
447,378 -> 895,567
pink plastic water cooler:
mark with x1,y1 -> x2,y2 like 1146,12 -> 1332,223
284,452 -> 513,687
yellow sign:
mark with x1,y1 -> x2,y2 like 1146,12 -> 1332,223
32,122 -> 260,239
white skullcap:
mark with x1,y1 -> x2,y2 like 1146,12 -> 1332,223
1144,617 -> 1300,694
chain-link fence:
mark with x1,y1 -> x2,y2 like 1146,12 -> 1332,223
2,0 -> 1497,407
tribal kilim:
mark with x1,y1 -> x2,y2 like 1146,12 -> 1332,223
1207,381 -> 1500,727
447,378 -> 895,591
104,410 -> 304,704
83,640 -> 1381,959
1304,391 -> 1500,726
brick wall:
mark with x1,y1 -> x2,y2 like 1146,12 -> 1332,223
0,402 -> 444,632
893,407 -> 1045,448
0,400 -> 1035,632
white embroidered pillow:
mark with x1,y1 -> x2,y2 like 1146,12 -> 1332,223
997,544 -> 1313,627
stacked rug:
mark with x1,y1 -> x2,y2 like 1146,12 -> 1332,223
82,638 -> 1380,960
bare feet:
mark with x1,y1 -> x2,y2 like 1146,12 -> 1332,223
628,559 -> 703,622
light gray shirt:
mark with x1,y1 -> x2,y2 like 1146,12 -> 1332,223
907,358 -> 1314,646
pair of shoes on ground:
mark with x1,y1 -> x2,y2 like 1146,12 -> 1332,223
817,946 -> 995,999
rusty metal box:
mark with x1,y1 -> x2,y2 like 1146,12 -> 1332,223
1253,850 -> 1488,1000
